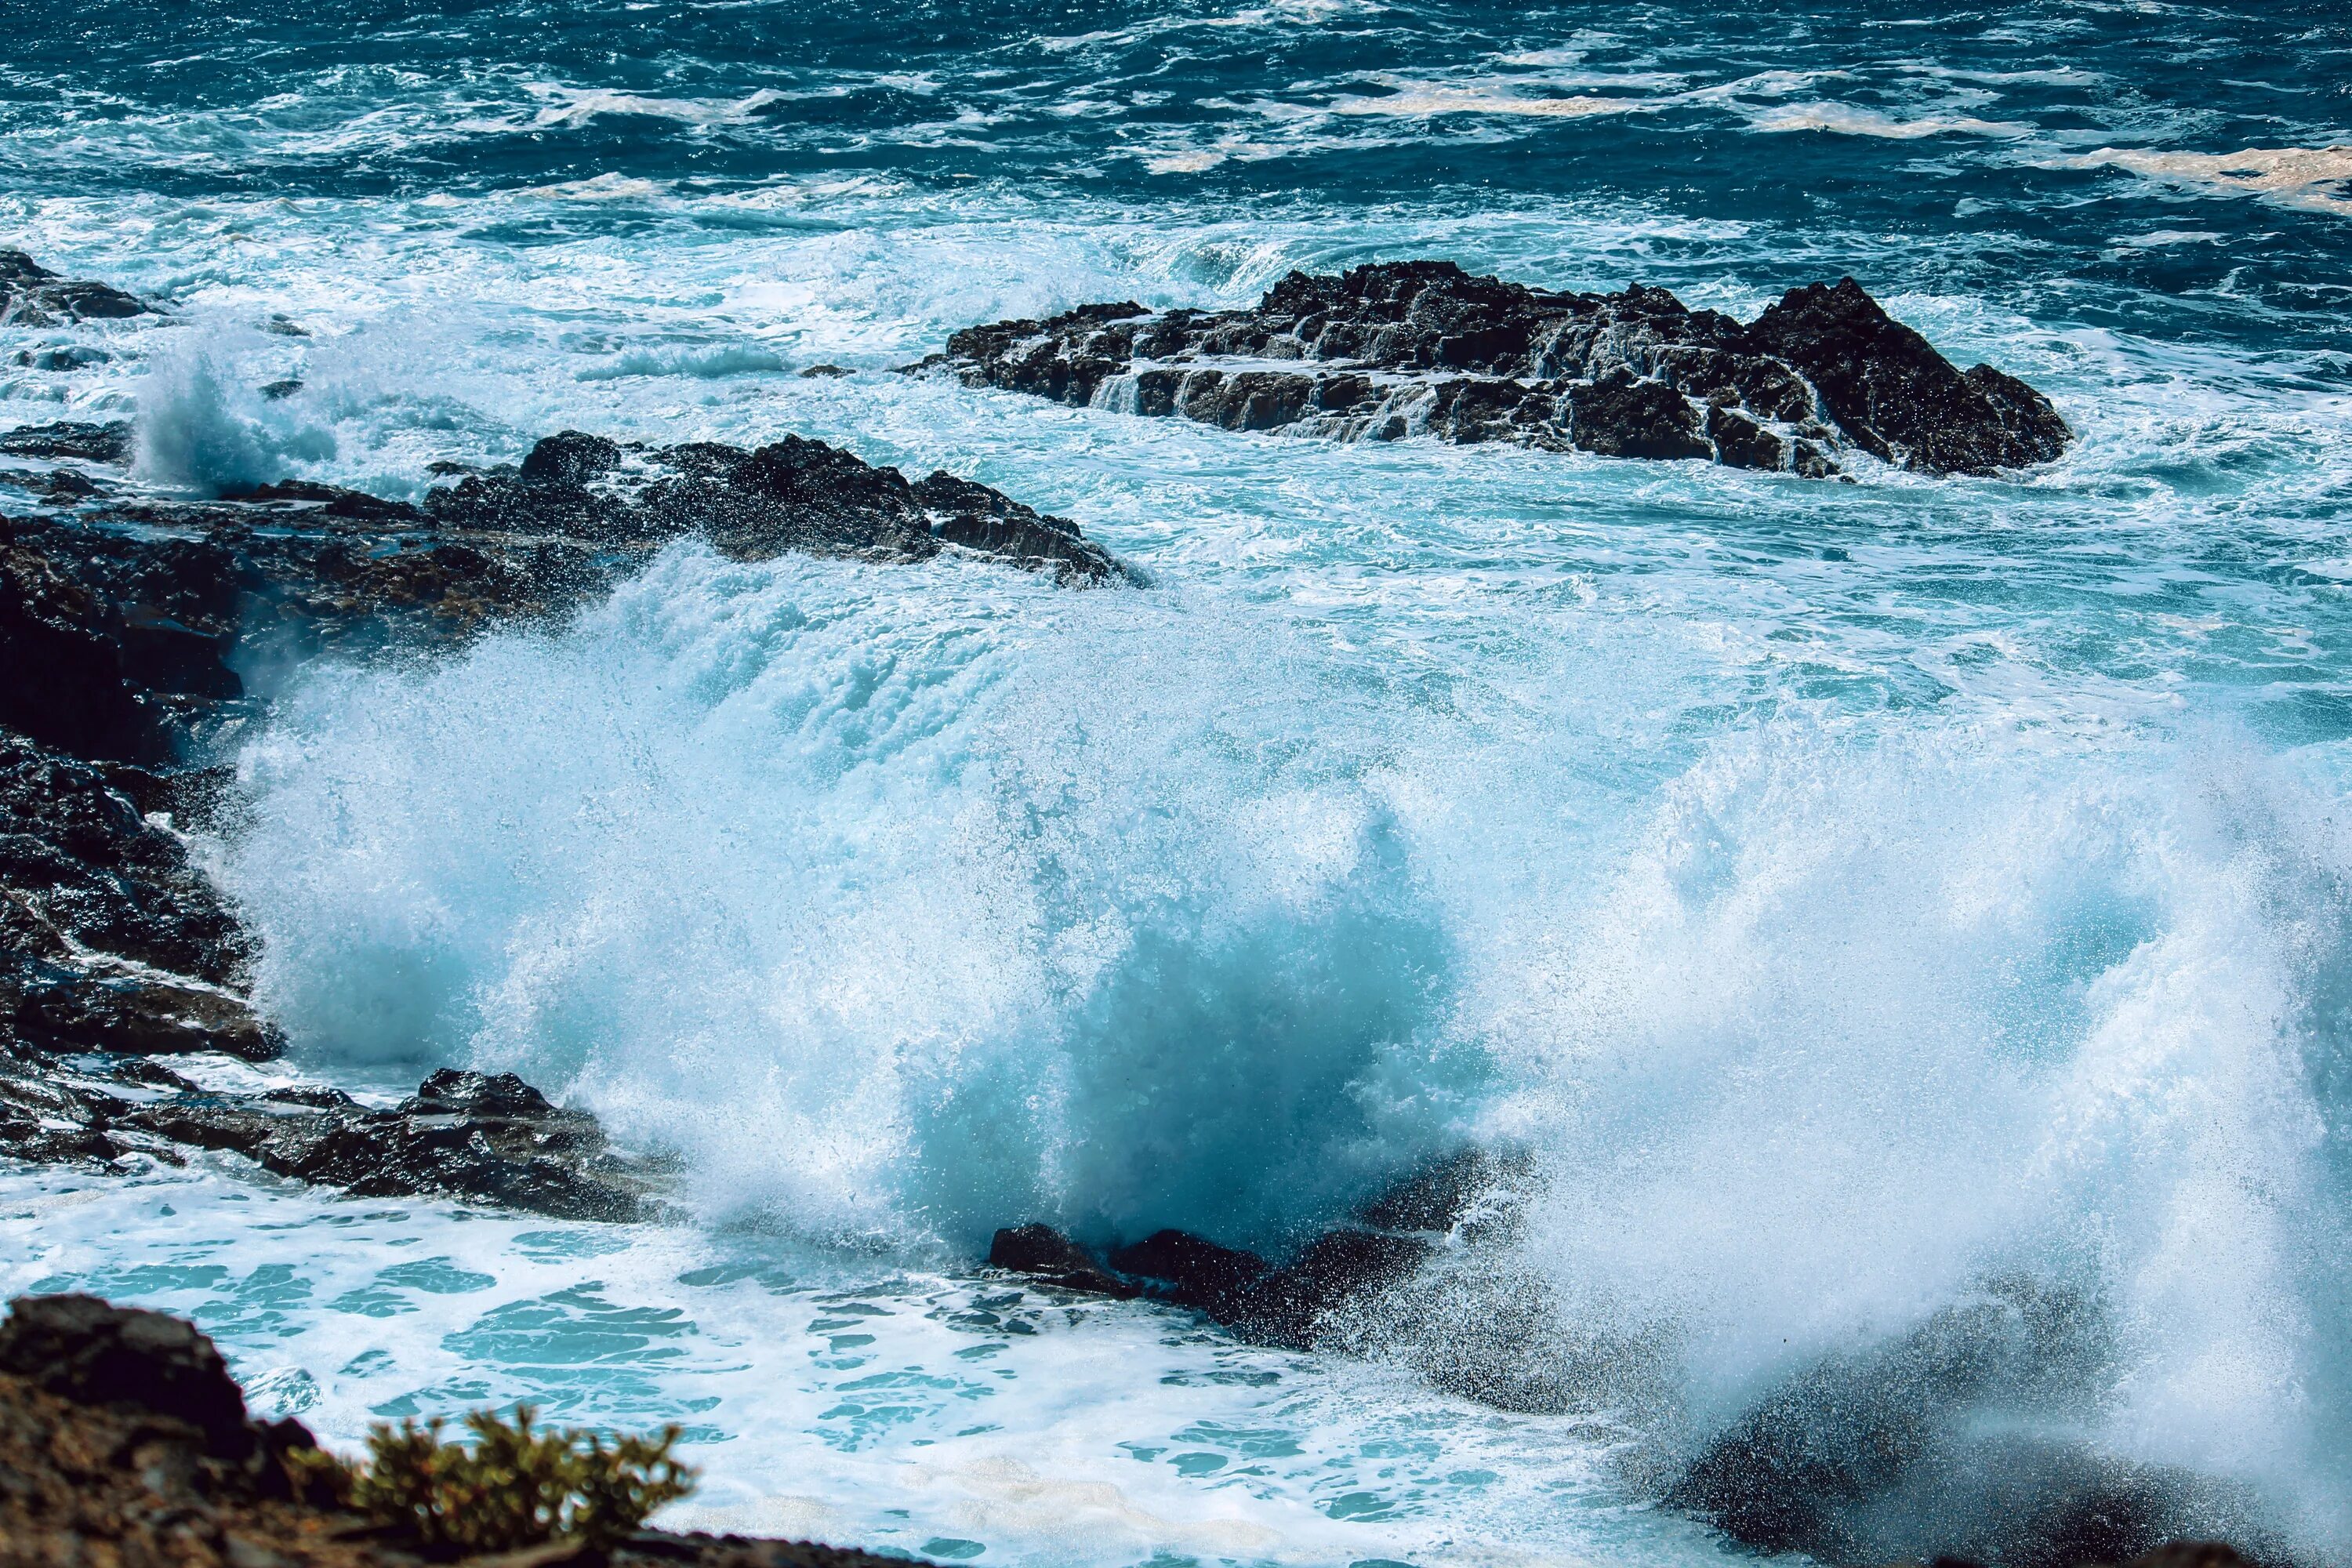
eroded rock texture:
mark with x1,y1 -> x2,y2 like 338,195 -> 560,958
2,1058 -> 662,1219
927,263 -> 2070,478
0,249 -> 152,327
423,429 -> 1128,584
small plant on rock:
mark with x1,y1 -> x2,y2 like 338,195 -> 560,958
341,1405 -> 695,1554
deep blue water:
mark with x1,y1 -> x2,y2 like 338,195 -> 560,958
5,3 -> 2352,1565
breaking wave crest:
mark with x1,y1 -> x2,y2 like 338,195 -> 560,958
220,535 -> 2352,1559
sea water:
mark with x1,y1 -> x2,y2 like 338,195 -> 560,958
4,2 -> 2351,1563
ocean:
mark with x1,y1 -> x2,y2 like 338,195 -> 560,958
4,1 -> 2351,1563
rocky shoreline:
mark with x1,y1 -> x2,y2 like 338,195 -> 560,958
0,251 -> 2269,1568
919,262 -> 2071,478
2,401 -> 1131,1207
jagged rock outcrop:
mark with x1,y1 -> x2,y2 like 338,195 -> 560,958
0,419 -> 135,463
0,731 -> 271,1065
2,430 -> 1127,756
923,263 -> 2070,478
426,430 -> 1128,584
986,1223 -> 1140,1298
0,250 -> 151,326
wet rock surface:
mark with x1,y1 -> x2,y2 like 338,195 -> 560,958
0,418 -> 135,464
0,249 -> 152,327
0,1055 -> 663,1219
987,1147 -> 1526,1350
0,1294 -> 923,1568
423,429 -> 1128,583
925,262 -> 2069,477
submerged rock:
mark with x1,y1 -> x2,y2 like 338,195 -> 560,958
1669,1279 -> 2281,1568
923,262 -> 2069,478
0,250 -> 151,327
1105,1229 -> 1270,1322
988,1146 -> 1530,1349
987,1224 -> 1140,1298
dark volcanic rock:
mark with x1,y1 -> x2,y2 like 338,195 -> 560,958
518,427 -> 623,487
927,261 -> 2070,478
423,430 -> 1128,582
0,250 -> 151,327
1,422 -> 1118,1210
1744,278 -> 2074,476
236,1083 -> 654,1220
1,426 -> 1124,769
0,730 -> 273,1071
0,418 -> 135,464
1002,1149 -> 1532,1348
2,463 -> 109,504
1236,1229 -> 1432,1349
1106,1229 -> 1271,1322
1,514 -> 167,761
3,1053 -> 662,1220
987,1224 -> 1140,1298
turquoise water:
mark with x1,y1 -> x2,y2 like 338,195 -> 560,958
5,2 -> 2352,1563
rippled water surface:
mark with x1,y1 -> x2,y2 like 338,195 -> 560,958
5,2 -> 2352,1563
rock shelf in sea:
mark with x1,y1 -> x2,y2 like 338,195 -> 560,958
920,262 -> 2071,478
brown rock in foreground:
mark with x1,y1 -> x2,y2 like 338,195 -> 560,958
0,1293 -> 926,1568
1,422 -> 1129,1215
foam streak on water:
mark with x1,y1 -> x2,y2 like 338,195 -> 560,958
5,1 -> 2352,1563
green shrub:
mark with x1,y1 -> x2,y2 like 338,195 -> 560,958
339,1406 -> 695,1554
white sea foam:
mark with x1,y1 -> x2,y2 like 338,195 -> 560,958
1472,723 -> 2351,1527
1332,78 -> 1655,119
1744,101 -> 2034,140
2064,144 -> 2352,216
521,85 -> 789,130
0,1160 -> 1677,1568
